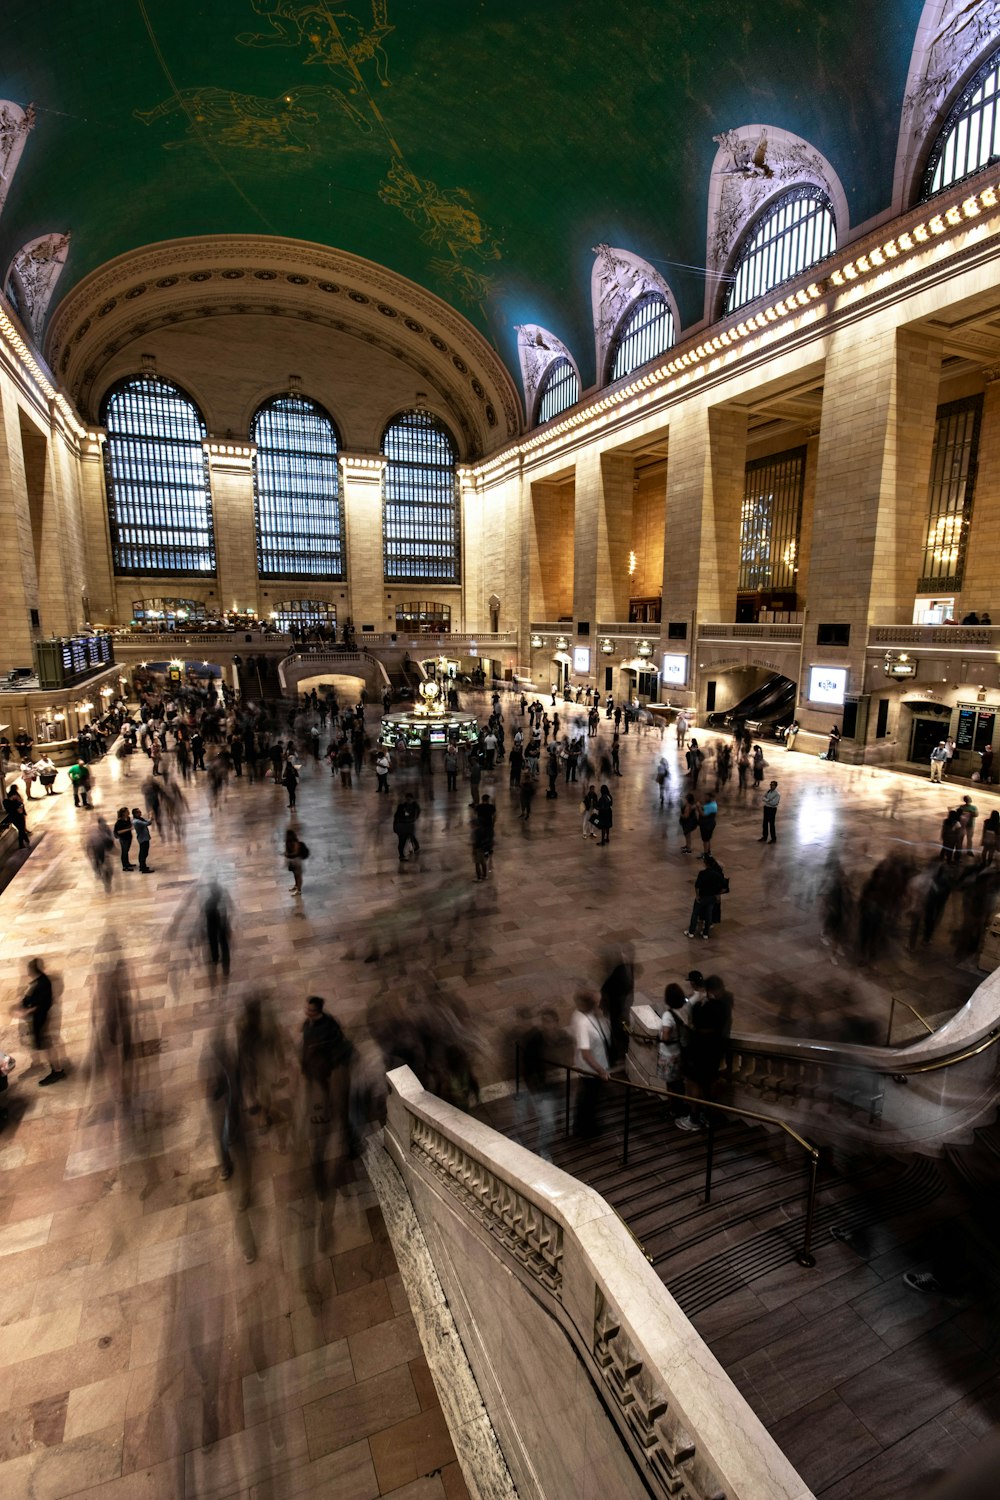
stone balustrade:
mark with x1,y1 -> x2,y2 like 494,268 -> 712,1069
385,1064 -> 813,1500
696,621 -> 804,642
868,623 -> 1000,649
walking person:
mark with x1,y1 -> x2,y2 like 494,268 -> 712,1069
679,792 -> 699,854
686,738 -> 704,788
751,744 -> 765,789
581,782 -> 599,837
2,783 -> 30,848
519,765 -> 537,822
472,795 -> 495,881
131,808 -> 154,872
570,991 -> 610,1139
285,827 -> 308,894
655,757 -> 669,807
444,744 -> 459,792
375,748 -> 391,793
698,795 -> 718,860
596,784 -> 614,845
69,759 -> 92,807
113,806 -> 136,870
14,958 -> 66,1086
393,792 -> 420,861
960,794 -> 978,855
20,759 -> 38,799
35,755 -> 58,795
282,756 -> 300,810
760,780 -> 780,844
827,724 -> 842,762
684,855 -> 729,940
514,1008 -> 562,1161
981,809 -> 1000,865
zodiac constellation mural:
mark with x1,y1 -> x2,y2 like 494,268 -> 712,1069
134,1 -> 500,317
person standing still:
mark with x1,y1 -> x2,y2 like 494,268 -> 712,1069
929,741 -> 948,783
16,958 -> 66,1086
570,991 -> 610,1139
131,809 -> 154,873
760,780 -> 780,844
113,807 -> 136,870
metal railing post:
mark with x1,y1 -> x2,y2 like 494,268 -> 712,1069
623,1086 -> 631,1167
515,1043 -> 520,1096
703,1115 -> 715,1204
885,996 -> 896,1048
796,1150 -> 820,1268
564,1067 -> 571,1138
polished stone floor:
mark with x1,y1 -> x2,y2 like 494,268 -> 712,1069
0,698 -> 995,1497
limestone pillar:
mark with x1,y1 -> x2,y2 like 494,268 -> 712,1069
0,377 -> 40,669
76,437 -> 116,624
205,442 -> 258,616
458,471 -> 481,633
661,403 -> 748,628
954,375 -> 1000,608
573,449 -> 635,627
340,454 -> 387,632
803,326 -> 942,723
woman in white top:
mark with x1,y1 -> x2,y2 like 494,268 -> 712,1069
569,991 -> 610,1139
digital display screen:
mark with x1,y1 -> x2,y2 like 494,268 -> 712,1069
808,666 -> 848,706
661,654 -> 688,686
572,647 -> 591,674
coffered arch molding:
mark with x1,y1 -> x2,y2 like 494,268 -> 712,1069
45,235 -> 522,456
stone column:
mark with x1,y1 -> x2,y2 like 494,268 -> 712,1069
76,436 -> 117,624
458,471 -> 482,633
954,373 -> 1000,607
0,377 -> 40,669
661,402 -> 748,645
573,449 -> 635,627
803,325 -> 942,729
340,454 -> 387,632
205,441 -> 258,615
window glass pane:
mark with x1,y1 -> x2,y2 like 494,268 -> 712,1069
725,188 -> 836,315
738,447 -> 806,594
610,295 -> 675,381
926,50 -> 1000,198
251,395 -> 343,579
536,358 -> 580,423
271,599 -> 337,633
918,396 -> 983,590
382,411 -> 460,583
102,376 -> 214,576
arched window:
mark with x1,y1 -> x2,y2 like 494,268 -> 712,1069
725,187 -> 836,315
536,357 -> 580,423
610,294 -> 675,381
102,375 -> 214,576
271,599 -> 337,634
395,601 -> 452,632
923,46 -> 1000,198
131,597 -> 206,629
382,410 -> 460,582
251,394 -> 343,579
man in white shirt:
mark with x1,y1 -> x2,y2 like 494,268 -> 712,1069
569,991 -> 610,1138
760,780 -> 780,844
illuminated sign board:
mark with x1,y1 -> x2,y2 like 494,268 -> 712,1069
808,666 -> 848,705
572,647 -> 591,674
661,654 -> 688,686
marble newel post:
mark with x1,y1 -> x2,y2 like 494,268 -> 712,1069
205,441 -> 258,614
340,454 -> 387,633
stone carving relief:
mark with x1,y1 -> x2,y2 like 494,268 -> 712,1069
409,1114 -> 564,1294
0,100 -> 34,219
894,1 -> 1000,206
594,1288 -> 724,1500
591,244 -> 674,378
706,125 -> 846,282
515,323 -> 578,416
6,233 -> 71,338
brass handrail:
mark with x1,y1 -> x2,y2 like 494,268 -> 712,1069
711,1026 -> 1000,1080
895,1026 -> 1000,1074
523,1051 -> 821,1267
886,994 -> 936,1047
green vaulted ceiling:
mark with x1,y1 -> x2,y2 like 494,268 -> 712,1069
3,0 -> 926,385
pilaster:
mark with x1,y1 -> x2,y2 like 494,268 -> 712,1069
205,441 -> 258,614
573,449 -> 635,626
0,377 -> 40,668
661,403 -> 748,626
340,453 -> 387,631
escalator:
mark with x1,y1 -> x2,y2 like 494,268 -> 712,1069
706,672 -> 796,733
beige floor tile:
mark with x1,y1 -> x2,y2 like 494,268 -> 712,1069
63,1371 -> 133,1441
347,1313 -> 422,1385
0,1422 -> 123,1500
241,1338 -> 354,1427
0,1304 -> 83,1368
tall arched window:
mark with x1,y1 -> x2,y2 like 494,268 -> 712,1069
251,394 -> 343,578
725,187 -> 836,315
610,294 -> 675,381
923,46 -> 1000,198
382,410 -> 460,582
536,357 -> 580,423
102,375 -> 214,576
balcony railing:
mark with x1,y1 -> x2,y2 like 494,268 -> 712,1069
868,624 -> 1000,649
111,629 -> 290,649
697,621 -> 803,642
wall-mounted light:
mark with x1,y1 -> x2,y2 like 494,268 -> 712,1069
530,634 -> 543,649
601,638 -> 616,655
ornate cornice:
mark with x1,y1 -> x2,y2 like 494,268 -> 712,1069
45,235 -> 522,453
